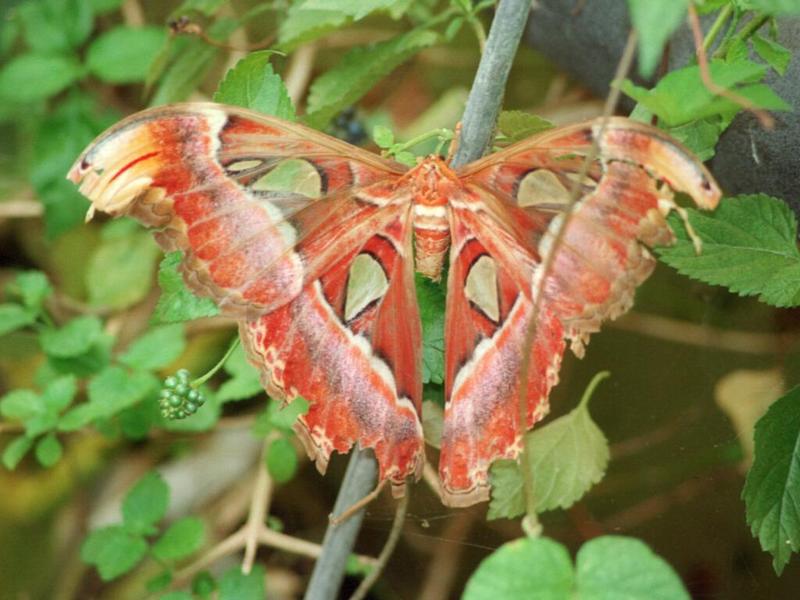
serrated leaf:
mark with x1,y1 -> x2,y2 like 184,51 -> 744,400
656,194 -> 800,307
0,304 -> 36,336
40,315 -> 104,358
81,525 -> 148,581
267,396 -> 309,432
305,29 -> 438,128
497,110 -> 554,143
213,51 -> 295,120
743,386 -> 800,574
464,536 -> 689,600
575,536 -> 690,599
622,60 -> 790,126
737,0 -> 800,14
217,344 -> 262,402
153,252 -> 220,323
120,325 -> 186,371
35,432 -> 63,467
665,117 -> 728,162
0,53 -> 85,103
7,271 -> 53,313
87,26 -> 167,83
751,34 -> 792,76
266,437 -> 298,483
123,471 -> 169,535
627,0 -> 689,78
2,435 -> 34,470
218,565 -> 265,600
463,537 -> 573,599
416,273 -> 445,385
87,224 -> 161,310
488,372 -> 610,519
152,516 -> 205,561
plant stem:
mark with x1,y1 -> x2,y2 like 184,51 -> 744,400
702,3 -> 733,53
713,12 -> 770,59
303,1 -> 534,597
191,336 -> 240,387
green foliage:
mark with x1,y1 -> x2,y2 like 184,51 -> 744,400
86,26 -> 167,83
305,29 -> 439,128
743,386 -> 800,574
488,372 -> 610,519
416,274 -> 446,385
497,110 -> 554,143
738,0 -> 800,14
218,565 -> 265,600
87,220 -> 161,310
657,195 -> 800,308
627,0 -> 689,78
213,51 -> 296,120
0,53 -> 85,103
153,252 -> 220,324
751,34 -> 793,76
81,471 -> 206,581
120,325 -> 186,371
463,536 -> 689,600
266,437 -> 299,483
18,0 -> 93,53
217,344 -> 263,402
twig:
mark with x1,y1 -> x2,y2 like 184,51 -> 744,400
120,0 -> 144,27
0,199 -> 42,219
329,479 -> 387,526
347,492 -> 409,600
303,449 -> 379,600
284,44 -> 318,107
687,4 -> 773,128
242,441 -> 274,573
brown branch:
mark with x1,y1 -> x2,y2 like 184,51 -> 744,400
417,511 -> 475,600
242,441 -> 274,573
687,4 -> 774,129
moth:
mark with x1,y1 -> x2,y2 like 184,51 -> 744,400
69,104 -> 720,507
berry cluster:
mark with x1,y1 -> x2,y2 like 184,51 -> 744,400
159,369 -> 205,420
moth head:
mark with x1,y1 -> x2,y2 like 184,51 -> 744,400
67,123 -> 160,221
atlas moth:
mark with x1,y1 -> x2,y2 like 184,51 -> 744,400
69,103 -> 720,507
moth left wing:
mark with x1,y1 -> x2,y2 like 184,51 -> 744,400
439,117 -> 721,506
68,103 -> 409,317
240,206 -> 425,495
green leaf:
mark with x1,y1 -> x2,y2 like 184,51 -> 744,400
463,537 -> 573,599
575,536 -> 690,599
38,178 -> 91,239
266,437 -> 298,483
34,432 -> 63,467
2,435 -> 34,470
488,372 -> 610,519
7,271 -> 53,313
305,29 -> 439,128
120,325 -> 186,371
90,0 -> 124,14
737,0 -> 800,14
88,367 -> 158,416
627,0 -> 689,78
656,194 -> 800,307
147,570 -> 172,593
218,565 -> 265,600
267,397 -> 309,432
153,252 -> 220,323
87,234 -> 161,309
666,117 -> 728,162
152,516 -> 205,561
40,315 -> 104,358
160,592 -> 193,600
743,386 -> 800,574
301,0 -> 402,20
192,571 -> 216,597
81,525 -> 148,581
0,53 -> 85,103
123,471 -> 169,535
18,0 -> 93,53
0,389 -> 41,421
622,60 -> 790,126
372,124 -> 395,148
416,274 -> 445,385
86,26 -> 167,84
751,34 -> 792,76
0,304 -> 36,336
497,110 -> 554,142
213,51 -> 296,120
41,375 -> 77,413
217,344 -> 262,402
464,536 -> 689,600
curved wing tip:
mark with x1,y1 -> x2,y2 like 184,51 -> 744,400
440,484 -> 490,508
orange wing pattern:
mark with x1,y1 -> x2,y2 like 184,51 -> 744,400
69,106 -> 721,507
